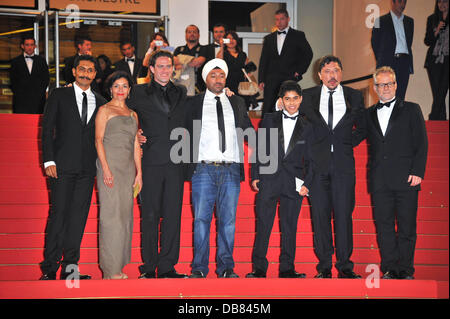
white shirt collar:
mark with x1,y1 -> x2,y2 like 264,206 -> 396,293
277,26 -> 290,34
282,110 -> 299,118
23,53 -> 35,57
205,89 -> 225,100
73,81 -> 92,96
379,96 -> 397,106
321,84 -> 342,94
390,10 -> 404,21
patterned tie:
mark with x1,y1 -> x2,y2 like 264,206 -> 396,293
215,96 -> 226,153
81,92 -> 88,126
328,90 -> 335,130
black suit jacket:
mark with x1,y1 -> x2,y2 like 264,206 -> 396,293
424,13 -> 444,69
41,86 -> 107,175
184,93 -> 254,181
258,28 -> 313,83
301,85 -> 366,175
10,54 -> 49,114
371,12 -> 414,74
128,81 -> 188,166
363,100 -> 428,193
113,57 -> 147,84
251,111 -> 315,190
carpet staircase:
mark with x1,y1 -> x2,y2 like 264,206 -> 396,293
0,114 -> 448,299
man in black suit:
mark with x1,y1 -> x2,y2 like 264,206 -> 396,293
204,23 -> 227,62
258,8 -> 313,115
113,41 -> 147,84
63,36 -> 102,92
246,81 -> 314,279
10,36 -> 49,114
301,55 -> 365,279
360,66 -> 428,279
128,50 -> 189,279
40,55 -> 107,280
371,0 -> 414,101
185,59 -> 254,278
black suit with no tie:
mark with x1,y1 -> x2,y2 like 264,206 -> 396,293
40,86 -> 107,276
250,111 -> 315,274
10,54 -> 49,114
362,100 -> 428,276
128,80 -> 188,276
371,13 -> 414,101
258,28 -> 313,115
301,85 -> 366,273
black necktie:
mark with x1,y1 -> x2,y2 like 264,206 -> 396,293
81,92 -> 88,126
160,85 -> 171,112
215,96 -> 226,153
283,112 -> 299,120
328,90 -> 335,130
277,31 -> 286,35
376,99 -> 395,110
126,58 -> 135,62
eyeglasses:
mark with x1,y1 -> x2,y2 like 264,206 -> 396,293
375,82 -> 396,89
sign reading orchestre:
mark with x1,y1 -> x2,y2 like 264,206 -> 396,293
49,0 -> 158,14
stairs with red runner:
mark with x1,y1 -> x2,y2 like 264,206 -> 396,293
0,114 -> 448,299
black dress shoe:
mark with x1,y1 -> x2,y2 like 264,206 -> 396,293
279,270 -> 306,278
245,270 -> 266,278
158,270 -> 188,278
39,272 -> 56,280
314,270 -> 332,279
218,269 -> 239,278
60,272 -> 91,280
338,270 -> 361,279
189,271 -> 206,278
139,271 -> 156,279
382,271 -> 398,279
398,270 -> 415,280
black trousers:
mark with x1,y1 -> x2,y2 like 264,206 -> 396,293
251,173 -> 304,273
391,55 -> 411,101
40,173 -> 95,275
309,157 -> 356,272
139,163 -> 184,275
427,56 -> 449,120
371,189 -> 418,276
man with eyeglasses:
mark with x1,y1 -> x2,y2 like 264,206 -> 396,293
356,66 -> 428,280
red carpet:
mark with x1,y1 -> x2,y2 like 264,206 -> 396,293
0,114 -> 448,299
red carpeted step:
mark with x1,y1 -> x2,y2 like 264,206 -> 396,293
0,262 -> 448,282
1,204 -> 448,221
1,232 -> 448,250
1,216 -> 448,235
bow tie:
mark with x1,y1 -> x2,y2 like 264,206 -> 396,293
126,58 -> 135,62
25,55 -> 34,60
283,112 -> 299,120
376,99 -> 395,110
277,30 -> 286,35
214,44 -> 220,48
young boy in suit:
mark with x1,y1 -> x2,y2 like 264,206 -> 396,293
247,80 -> 314,278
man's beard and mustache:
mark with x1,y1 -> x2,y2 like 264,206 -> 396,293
78,76 -> 92,81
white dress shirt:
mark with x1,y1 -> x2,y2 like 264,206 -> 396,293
198,90 -> 240,163
319,84 -> 347,152
390,11 -> 409,54
277,27 -> 289,55
24,53 -> 34,74
126,55 -> 136,76
282,110 -> 298,153
377,97 -> 396,136
44,83 -> 97,169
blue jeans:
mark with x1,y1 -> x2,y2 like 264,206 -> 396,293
191,163 -> 241,276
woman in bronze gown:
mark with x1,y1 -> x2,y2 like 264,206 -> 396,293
95,71 -> 142,279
